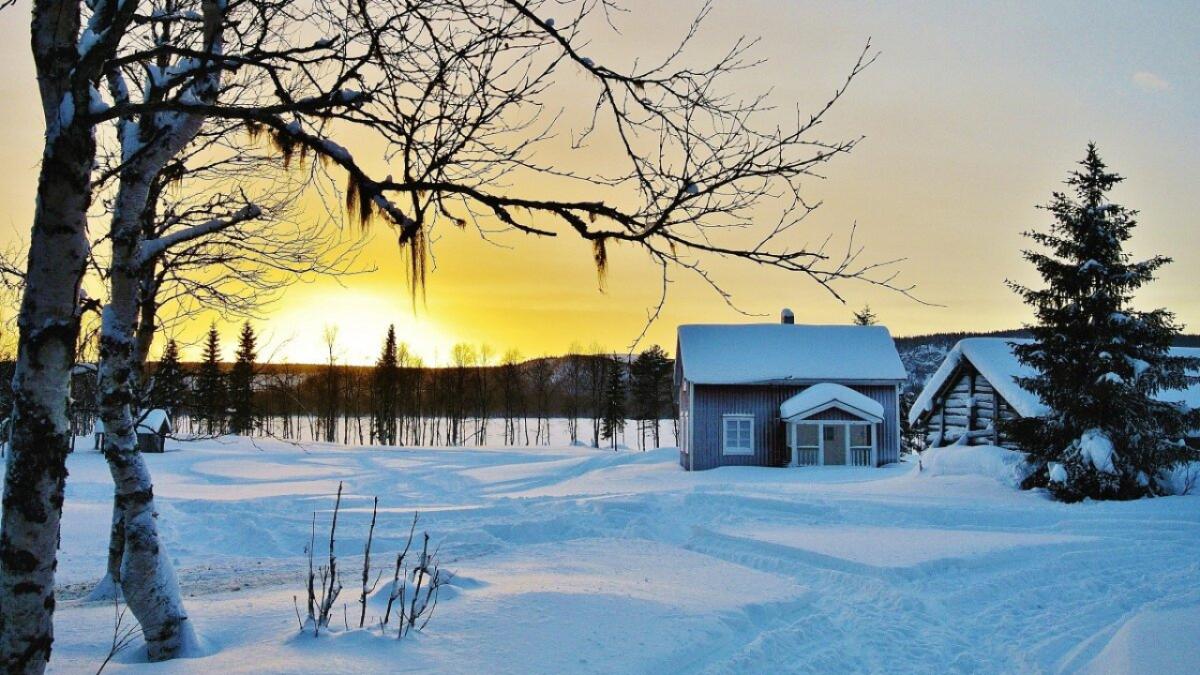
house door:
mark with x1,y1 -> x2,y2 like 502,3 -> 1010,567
822,424 -> 846,465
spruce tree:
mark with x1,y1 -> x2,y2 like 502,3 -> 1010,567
1008,144 -> 1200,501
151,339 -> 188,424
600,358 -> 627,450
630,345 -> 672,449
195,323 -> 227,435
228,322 -> 257,434
852,304 -> 878,326
372,325 -> 400,445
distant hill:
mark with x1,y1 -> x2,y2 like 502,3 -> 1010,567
160,328 -> 1200,398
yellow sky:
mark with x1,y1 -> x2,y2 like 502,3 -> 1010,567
1,2 -> 1198,365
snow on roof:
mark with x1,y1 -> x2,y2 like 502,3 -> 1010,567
780,382 -> 884,421
677,324 -> 907,385
138,409 -> 172,434
908,339 -> 1200,426
96,410 -> 172,436
908,338 -> 1048,425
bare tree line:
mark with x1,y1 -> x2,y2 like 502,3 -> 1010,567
129,328 -> 676,449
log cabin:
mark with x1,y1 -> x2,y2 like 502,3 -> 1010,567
93,408 -> 173,453
675,312 -> 907,471
908,338 -> 1200,449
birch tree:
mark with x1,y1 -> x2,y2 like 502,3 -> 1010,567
0,0 -> 138,670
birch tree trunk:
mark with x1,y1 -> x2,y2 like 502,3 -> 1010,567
90,3 -> 226,656
97,167 -> 199,660
0,1 -> 99,668
0,123 -> 94,674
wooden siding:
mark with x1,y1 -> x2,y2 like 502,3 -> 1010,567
687,383 -> 900,470
920,363 -> 1021,450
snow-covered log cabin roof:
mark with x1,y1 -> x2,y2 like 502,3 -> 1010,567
908,338 -> 1200,426
676,324 -> 907,385
138,408 -> 172,434
780,382 -> 885,422
93,409 -> 173,436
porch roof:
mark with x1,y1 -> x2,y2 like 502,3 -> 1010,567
779,383 -> 884,423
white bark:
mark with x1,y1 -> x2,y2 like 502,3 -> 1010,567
0,122 -> 93,673
91,1 -> 226,660
0,0 -> 108,668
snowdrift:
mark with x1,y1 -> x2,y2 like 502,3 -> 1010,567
917,444 -> 1031,488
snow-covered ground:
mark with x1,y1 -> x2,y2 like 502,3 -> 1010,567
45,438 -> 1200,673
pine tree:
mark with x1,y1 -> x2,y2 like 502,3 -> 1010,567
228,322 -> 257,434
150,339 -> 188,424
1008,144 -> 1200,501
852,304 -> 878,326
601,358 -> 627,450
630,345 -> 672,449
372,325 -> 400,445
194,323 -> 227,435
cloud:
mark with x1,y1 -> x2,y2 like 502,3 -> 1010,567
1131,71 -> 1170,92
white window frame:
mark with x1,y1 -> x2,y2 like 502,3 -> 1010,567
791,422 -> 821,466
721,414 -> 755,456
848,422 -> 876,467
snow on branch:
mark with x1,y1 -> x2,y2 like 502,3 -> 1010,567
135,203 -> 262,267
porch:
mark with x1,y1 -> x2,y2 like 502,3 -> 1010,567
779,383 -> 883,467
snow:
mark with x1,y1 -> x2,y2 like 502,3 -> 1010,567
77,29 -> 100,57
40,435 -> 1200,673
909,338 -> 1200,425
57,95 -> 75,131
919,444 -> 1031,488
87,85 -> 109,116
1082,606 -> 1200,674
677,323 -> 907,385
1156,347 -> 1200,410
137,408 -> 172,434
93,409 -> 171,435
910,338 -> 1047,423
1079,428 -> 1116,474
1049,462 -> 1068,483
779,382 -> 884,421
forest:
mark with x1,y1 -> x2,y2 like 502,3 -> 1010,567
53,325 -> 678,451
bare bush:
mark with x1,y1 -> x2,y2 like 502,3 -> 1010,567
299,488 -> 448,640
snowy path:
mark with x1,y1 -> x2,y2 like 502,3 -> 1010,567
42,437 -> 1200,673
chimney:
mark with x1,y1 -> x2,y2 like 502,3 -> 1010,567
780,308 -> 795,325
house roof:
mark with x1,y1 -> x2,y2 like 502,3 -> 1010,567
780,383 -> 884,422
676,324 -> 907,385
139,409 -> 172,434
93,409 -> 173,435
908,338 -> 1200,425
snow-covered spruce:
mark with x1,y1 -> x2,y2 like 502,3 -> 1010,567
1007,144 -> 1200,501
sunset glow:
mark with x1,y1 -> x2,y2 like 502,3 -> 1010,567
0,2 -> 1196,365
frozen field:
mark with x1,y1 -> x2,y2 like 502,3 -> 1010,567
44,438 -> 1200,673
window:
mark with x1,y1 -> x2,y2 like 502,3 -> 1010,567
722,415 -> 754,455
849,423 -> 874,467
795,424 -> 819,465
797,425 -> 819,448
850,425 -> 871,448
